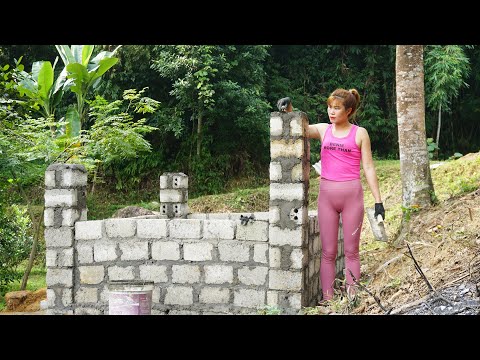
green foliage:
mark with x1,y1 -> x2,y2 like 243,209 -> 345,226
15,57 -> 66,119
427,138 -> 439,159
425,45 -> 471,113
85,88 -> 159,189
56,45 -> 121,130
401,204 -> 421,221
0,205 -> 33,292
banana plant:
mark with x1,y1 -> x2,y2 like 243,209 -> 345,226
15,56 -> 67,135
55,45 -> 122,137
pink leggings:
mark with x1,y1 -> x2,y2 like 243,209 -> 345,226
318,178 -> 364,300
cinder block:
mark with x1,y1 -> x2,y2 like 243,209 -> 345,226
75,287 -> 98,304
288,293 -> 302,310
203,220 -> 235,239
236,221 -> 268,242
233,289 -> 265,309
77,244 -> 94,264
291,163 -> 304,182
238,266 -> 268,286
60,169 -> 87,187
172,265 -> 201,284
169,219 -> 202,239
58,248 -> 74,267
183,242 -> 213,261
290,248 -> 306,269
139,265 -> 168,283
62,208 -> 80,227
269,183 -> 304,202
62,288 -> 73,306
204,265 -> 234,284
151,241 -> 180,260
45,170 -> 56,187
45,227 -> 74,247
269,226 -> 303,247
79,266 -> 105,284
47,288 -> 56,308
107,266 -> 134,281
269,206 -> 280,224
253,243 -> 268,264
159,174 -> 168,189
93,242 -> 117,262
75,220 -> 103,240
164,286 -> 193,305
137,219 -> 168,238
270,139 -> 303,159
269,162 -> 282,181
218,241 -> 250,262
172,174 -> 188,189
45,189 -> 77,207
270,116 -> 283,136
44,208 -> 55,227
159,189 -> 184,203
105,219 -> 136,238
46,268 -> 73,287
290,117 -> 304,136
269,270 -> 302,291
119,241 -> 149,261
269,246 -> 281,268
267,291 -> 279,307
199,287 -> 230,304
46,249 -> 57,267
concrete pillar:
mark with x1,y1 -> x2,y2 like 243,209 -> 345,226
268,111 -> 311,313
159,172 -> 189,218
44,163 -> 87,314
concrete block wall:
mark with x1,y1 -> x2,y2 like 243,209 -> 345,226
44,163 -> 87,315
268,111 -> 313,313
73,213 -> 270,314
45,107 -> 348,315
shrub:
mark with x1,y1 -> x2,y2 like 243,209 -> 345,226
0,204 -> 33,292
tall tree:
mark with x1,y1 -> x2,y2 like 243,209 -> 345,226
424,45 -> 471,159
395,45 -> 435,244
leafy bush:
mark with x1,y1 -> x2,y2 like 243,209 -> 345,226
0,204 -> 33,292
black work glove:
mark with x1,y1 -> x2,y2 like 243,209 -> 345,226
374,203 -> 385,221
277,97 -> 292,112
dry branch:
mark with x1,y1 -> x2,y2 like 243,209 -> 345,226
347,269 -> 392,314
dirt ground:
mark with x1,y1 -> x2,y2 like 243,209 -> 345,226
350,164 -> 480,314
2,288 -> 46,314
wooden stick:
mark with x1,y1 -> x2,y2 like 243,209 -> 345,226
405,242 -> 435,292
347,269 -> 392,314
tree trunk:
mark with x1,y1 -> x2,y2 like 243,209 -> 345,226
197,112 -> 202,156
20,206 -> 45,290
435,104 -> 442,159
395,45 -> 435,209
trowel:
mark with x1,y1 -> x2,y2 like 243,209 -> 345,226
366,207 -> 388,242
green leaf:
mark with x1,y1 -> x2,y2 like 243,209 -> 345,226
66,63 -> 89,94
37,61 -> 54,101
90,57 -> 118,80
55,45 -> 75,66
81,45 -> 95,66
66,106 -> 81,138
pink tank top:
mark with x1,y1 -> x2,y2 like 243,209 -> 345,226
320,124 -> 361,181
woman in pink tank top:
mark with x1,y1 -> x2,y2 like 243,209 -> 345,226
278,89 -> 384,302
312,88 -> 384,301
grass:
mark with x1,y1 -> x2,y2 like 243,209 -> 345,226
0,262 -> 46,311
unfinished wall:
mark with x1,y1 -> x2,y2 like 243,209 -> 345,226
44,111 -> 345,315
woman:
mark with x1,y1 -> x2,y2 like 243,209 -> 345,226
279,90 -> 384,301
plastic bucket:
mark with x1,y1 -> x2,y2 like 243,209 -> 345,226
108,280 -> 154,315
